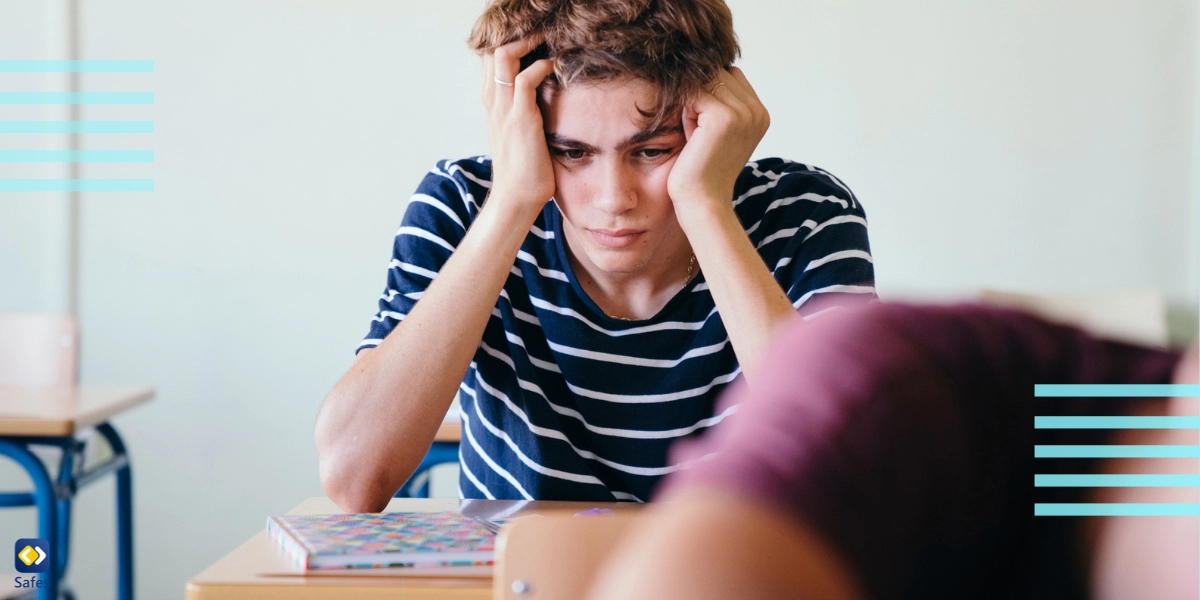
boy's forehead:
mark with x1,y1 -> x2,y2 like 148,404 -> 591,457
542,79 -> 681,140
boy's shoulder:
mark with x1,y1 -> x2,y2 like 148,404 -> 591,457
734,158 -> 859,209
410,156 -> 494,224
732,158 -> 864,243
426,156 -> 493,190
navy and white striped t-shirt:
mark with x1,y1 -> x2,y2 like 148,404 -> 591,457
360,156 -> 875,502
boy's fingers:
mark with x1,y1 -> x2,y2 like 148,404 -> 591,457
493,34 -> 545,86
681,102 -> 701,140
726,66 -> 762,103
513,58 -> 555,104
708,70 -> 752,121
482,53 -> 494,96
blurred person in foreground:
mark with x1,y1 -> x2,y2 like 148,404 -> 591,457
316,0 -> 875,511
589,303 -> 1199,600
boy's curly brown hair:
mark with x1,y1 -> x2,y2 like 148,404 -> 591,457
468,0 -> 739,128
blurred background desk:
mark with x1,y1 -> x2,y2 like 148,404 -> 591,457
0,385 -> 153,600
0,385 -> 153,436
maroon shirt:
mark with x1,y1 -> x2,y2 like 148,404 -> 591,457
663,303 -> 1180,599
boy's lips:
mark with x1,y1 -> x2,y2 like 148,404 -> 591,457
588,228 -> 644,249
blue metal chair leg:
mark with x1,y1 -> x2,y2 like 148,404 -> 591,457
54,440 -> 80,579
0,439 -> 59,600
96,423 -> 134,600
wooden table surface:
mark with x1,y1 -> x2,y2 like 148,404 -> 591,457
0,384 -> 154,596
433,419 -> 461,442
186,497 -> 640,600
0,384 -> 154,436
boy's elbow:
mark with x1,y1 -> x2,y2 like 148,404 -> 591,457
315,414 -> 392,513
318,451 -> 392,513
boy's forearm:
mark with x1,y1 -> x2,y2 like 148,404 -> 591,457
675,202 -> 799,383
316,197 -> 543,511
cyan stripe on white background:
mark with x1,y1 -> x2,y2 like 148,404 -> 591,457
1035,384 -> 1200,397
1035,445 -> 1200,458
1035,503 -> 1200,517
1035,474 -> 1200,487
1035,416 -> 1200,429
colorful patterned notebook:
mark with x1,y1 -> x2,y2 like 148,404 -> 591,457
267,511 -> 496,570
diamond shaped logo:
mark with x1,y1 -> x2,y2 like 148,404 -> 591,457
14,538 -> 49,573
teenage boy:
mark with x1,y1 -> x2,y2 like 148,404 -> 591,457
316,0 -> 875,510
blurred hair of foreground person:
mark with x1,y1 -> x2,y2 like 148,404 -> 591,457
589,303 -> 1198,600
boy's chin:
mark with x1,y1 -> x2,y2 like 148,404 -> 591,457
585,250 -> 647,276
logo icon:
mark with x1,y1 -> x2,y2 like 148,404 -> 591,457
14,538 -> 49,573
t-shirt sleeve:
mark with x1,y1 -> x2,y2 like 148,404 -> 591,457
742,161 -> 876,318
357,161 -> 479,353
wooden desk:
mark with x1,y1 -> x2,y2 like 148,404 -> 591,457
186,497 -> 640,600
0,384 -> 152,600
433,420 -> 461,442
0,385 -> 154,436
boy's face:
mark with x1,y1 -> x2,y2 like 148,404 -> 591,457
541,78 -> 689,278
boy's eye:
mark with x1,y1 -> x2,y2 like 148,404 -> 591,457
638,148 -> 671,159
552,148 -> 587,160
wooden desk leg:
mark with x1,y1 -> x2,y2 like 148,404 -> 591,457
0,438 -> 60,600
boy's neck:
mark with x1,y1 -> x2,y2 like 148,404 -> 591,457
563,232 -> 696,321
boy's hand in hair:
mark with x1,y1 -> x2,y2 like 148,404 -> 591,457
667,66 -> 770,216
482,35 -> 557,214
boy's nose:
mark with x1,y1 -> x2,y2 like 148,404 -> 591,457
594,160 -> 638,214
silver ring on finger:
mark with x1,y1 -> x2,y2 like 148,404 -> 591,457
495,77 -> 514,87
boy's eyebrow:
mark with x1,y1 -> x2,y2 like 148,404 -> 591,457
546,126 -> 684,153
619,125 -> 683,150
545,133 -> 600,154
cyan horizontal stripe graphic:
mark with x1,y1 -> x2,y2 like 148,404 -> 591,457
1036,445 -> 1200,458
1036,416 -> 1200,429
0,121 -> 153,134
0,92 -> 153,105
0,179 -> 153,192
1036,474 -> 1200,487
1035,384 -> 1200,397
0,60 -> 153,73
0,150 -> 152,163
1035,503 -> 1200,517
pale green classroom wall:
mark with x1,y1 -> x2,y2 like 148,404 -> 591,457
0,1 -> 1197,597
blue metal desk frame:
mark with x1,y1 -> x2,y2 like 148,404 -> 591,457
0,422 -> 133,600
395,441 -> 459,498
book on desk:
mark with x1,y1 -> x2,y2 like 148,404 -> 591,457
267,511 -> 497,570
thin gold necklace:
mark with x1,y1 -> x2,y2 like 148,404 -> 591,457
604,253 -> 697,322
